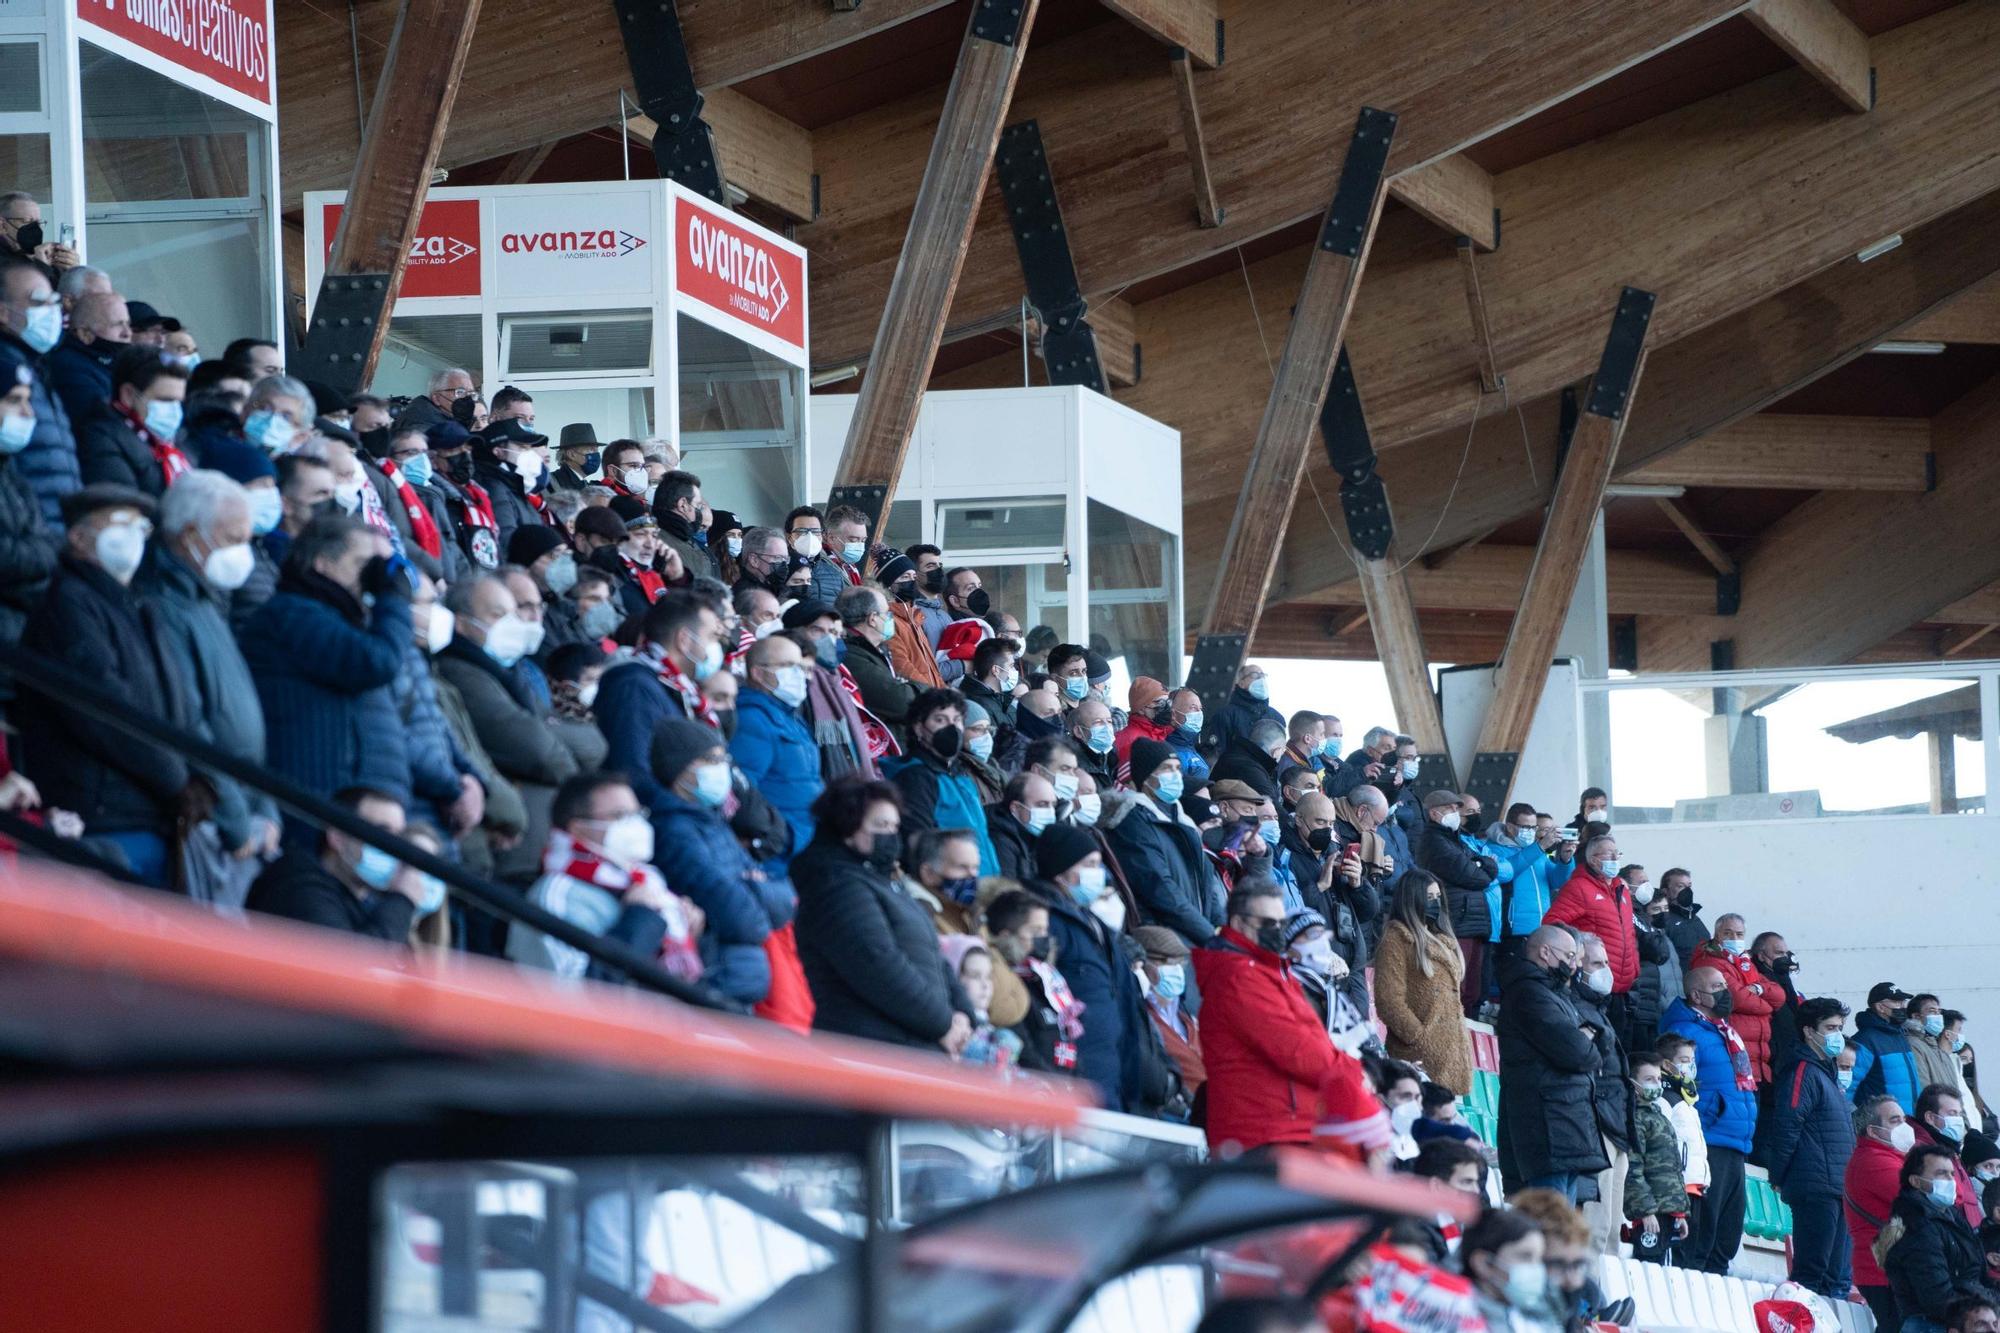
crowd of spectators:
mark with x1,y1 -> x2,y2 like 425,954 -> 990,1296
4,217 -> 1997,1333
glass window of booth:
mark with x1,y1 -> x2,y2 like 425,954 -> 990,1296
80,44 -> 273,346
373,314 -> 484,402
677,312 -> 800,526
1085,499 -> 1179,690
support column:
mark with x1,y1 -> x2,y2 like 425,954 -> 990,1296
828,0 -> 1039,540
1185,106 -> 1396,708
1555,514 -> 1613,790
300,0 -> 484,394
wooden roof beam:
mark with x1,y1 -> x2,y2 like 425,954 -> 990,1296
1170,47 -> 1224,229
1103,0 -> 1221,68
802,0 -> 1754,367
1390,155 -> 1498,252
629,88 -> 817,222
1642,369 -> 2000,674
1746,0 -> 1873,113
1653,497 -> 1735,577
1620,414 -> 1933,491
1898,273 -> 2000,345
1301,545 -> 1721,617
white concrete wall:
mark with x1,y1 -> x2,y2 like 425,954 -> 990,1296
1615,814 -> 2000,1052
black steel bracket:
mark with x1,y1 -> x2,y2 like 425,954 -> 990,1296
300,273 -> 390,396
610,0 -> 726,202
1184,633 -> 1248,716
827,484 -> 889,539
1413,752 -> 1460,805
1715,569 -> 1742,617
996,119 -> 1107,393
1319,107 -> 1397,257
1319,347 -> 1394,560
1460,750 -> 1520,815
970,0 -> 1031,44
1611,618 -> 1638,673
1585,287 -> 1656,420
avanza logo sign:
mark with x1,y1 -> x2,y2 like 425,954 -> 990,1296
675,202 -> 805,351
410,234 -> 475,265
320,198 -> 480,298
500,228 -> 647,259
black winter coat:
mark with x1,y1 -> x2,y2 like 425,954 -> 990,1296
1495,950 -> 1609,1180
1201,685 -> 1281,763
1625,917 -> 1683,1051
0,453 -> 55,656
1286,823 -> 1379,1018
77,402 -> 168,497
1662,897 -> 1710,965
1414,820 -> 1498,940
1027,878 -> 1146,1113
472,459 -> 545,559
247,852 -> 417,942
986,803 -> 1037,881
1574,984 -> 1632,1153
17,551 -> 190,833
792,837 -> 971,1049
1886,1188 -> 2000,1324
1103,790 -> 1223,947
1209,736 -> 1280,800
1765,1043 -> 1856,1202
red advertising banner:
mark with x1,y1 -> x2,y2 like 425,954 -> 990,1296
674,194 -> 805,352
76,0 -> 275,106
321,199 -> 483,299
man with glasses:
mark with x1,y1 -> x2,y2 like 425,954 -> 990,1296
1193,877 -> 1389,1159
0,257 -> 78,533
0,191 -> 78,276
393,365 -> 475,435
784,504 -> 846,607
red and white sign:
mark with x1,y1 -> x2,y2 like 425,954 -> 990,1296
77,0 -> 274,106
491,190 -> 654,299
674,193 -> 805,352
321,199 -> 482,299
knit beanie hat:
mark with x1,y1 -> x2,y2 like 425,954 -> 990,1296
506,523 -> 567,567
1034,824 -> 1098,881
1129,738 -> 1175,791
650,718 -> 722,784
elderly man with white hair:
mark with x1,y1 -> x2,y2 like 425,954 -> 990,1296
55,263 -> 111,316
134,469 -> 280,882
242,372 -> 314,455
393,365 -> 476,435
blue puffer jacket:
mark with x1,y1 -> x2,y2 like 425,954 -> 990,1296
1491,841 -> 1573,941
1168,725 -> 1209,784
883,748 -> 998,874
238,580 -> 412,812
653,791 -> 794,1004
1661,996 -> 1758,1153
729,687 -> 823,874
1,327 -> 78,536
594,658 -> 693,815
1765,1042 -> 1855,1202
1849,1007 -> 1924,1114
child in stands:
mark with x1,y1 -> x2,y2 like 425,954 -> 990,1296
1658,1033 -> 1713,1216
1626,1053 -> 1692,1265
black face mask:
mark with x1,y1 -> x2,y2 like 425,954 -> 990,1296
578,449 -> 601,475
441,451 -> 474,485
1706,988 -> 1735,1018
715,709 -> 737,742
12,220 -> 41,253
923,567 -> 945,595
1307,826 -> 1335,854
1461,811 -> 1485,836
1251,921 -> 1286,954
451,396 -> 478,426
1546,960 -> 1575,987
926,724 -> 962,760
311,497 -> 340,520
958,587 -> 991,617
892,580 -> 919,604
357,426 -> 391,459
865,831 -> 900,874
1424,897 -> 1442,924
1028,933 -> 1052,961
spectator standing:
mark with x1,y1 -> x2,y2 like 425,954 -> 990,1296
1028,825 -> 1144,1111
1887,1144 -> 2000,1331
1571,930 -> 1634,1255
1488,801 -> 1572,943
877,554 -> 945,689
1689,914 -> 1780,1085
883,687 -> 998,873
1290,790 -> 1380,1010
784,505 -> 846,607
1494,925 -> 1607,1203
1192,878 -> 1387,1159
1662,967 -> 1759,1274
593,593 -> 723,814
18,484 -> 195,884
43,288 -> 126,425
1105,738 -> 1224,950
0,258 -> 79,533
1134,924 -> 1204,1101
1854,981 -> 1926,1115
1849,1093 -> 1919,1331
1764,996 -> 1857,1299
1624,1053 -> 1691,1266
1658,867 -> 1709,964
1543,833 -> 1638,1001
729,632 -> 822,874
1200,662 -> 1282,761
837,584 -> 918,746
1754,931 -> 1806,1079
1914,1083 -> 1987,1231
1412,789 -> 1499,1018
1626,869 -> 1685,1053
1657,1031 -> 1713,1203
650,720 -> 792,1006
1371,869 -> 1472,1094
1917,994 -> 1975,1101
792,777 -> 972,1053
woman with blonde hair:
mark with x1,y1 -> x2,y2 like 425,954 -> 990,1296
1372,868 -> 1474,1094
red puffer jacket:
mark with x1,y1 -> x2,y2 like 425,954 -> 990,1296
1689,940 -> 1780,1083
1192,928 -> 1387,1157
1543,865 -> 1640,992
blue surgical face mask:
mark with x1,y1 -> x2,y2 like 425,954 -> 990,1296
544,552 -> 578,596
0,410 -> 32,454
1924,1013 -> 1946,1038
841,540 -> 866,565
1954,1034 -> 1968,1053
579,601 -> 620,639
1258,817 -> 1280,847
143,398 -> 183,439
1838,1068 -> 1854,1090
692,761 -> 732,808
1320,735 -> 1342,757
1722,937 -> 1748,955
1068,863 -> 1107,902
1600,858 -> 1619,876
771,663 -> 809,708
399,452 -> 433,489
245,410 -> 295,454
1020,803 -> 1054,834
353,843 -> 400,890
967,730 -> 994,764
1820,1030 -> 1846,1059
1154,962 -> 1186,999
22,301 -> 60,353
1503,1261 -> 1548,1311
726,535 -> 742,558
692,638 -> 723,682
1063,675 -> 1089,701
1401,758 -> 1420,780
1152,770 -> 1184,805
248,485 -> 282,535
1930,1176 -> 1960,1208
1246,676 -> 1269,701
411,872 -> 446,916
1178,710 -> 1203,736
1085,722 -> 1114,754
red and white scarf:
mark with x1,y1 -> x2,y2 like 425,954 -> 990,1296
645,643 -> 718,729
379,458 -> 441,559
835,662 -> 898,759
1023,956 -> 1084,1070
115,402 -> 191,487
622,551 -> 667,605
542,830 -> 702,981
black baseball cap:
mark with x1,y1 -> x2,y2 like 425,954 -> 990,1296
1868,982 -> 1913,1006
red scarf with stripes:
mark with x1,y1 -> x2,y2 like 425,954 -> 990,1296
541,831 -> 702,981
378,459 -> 441,559
647,644 -> 718,729
115,403 -> 191,486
